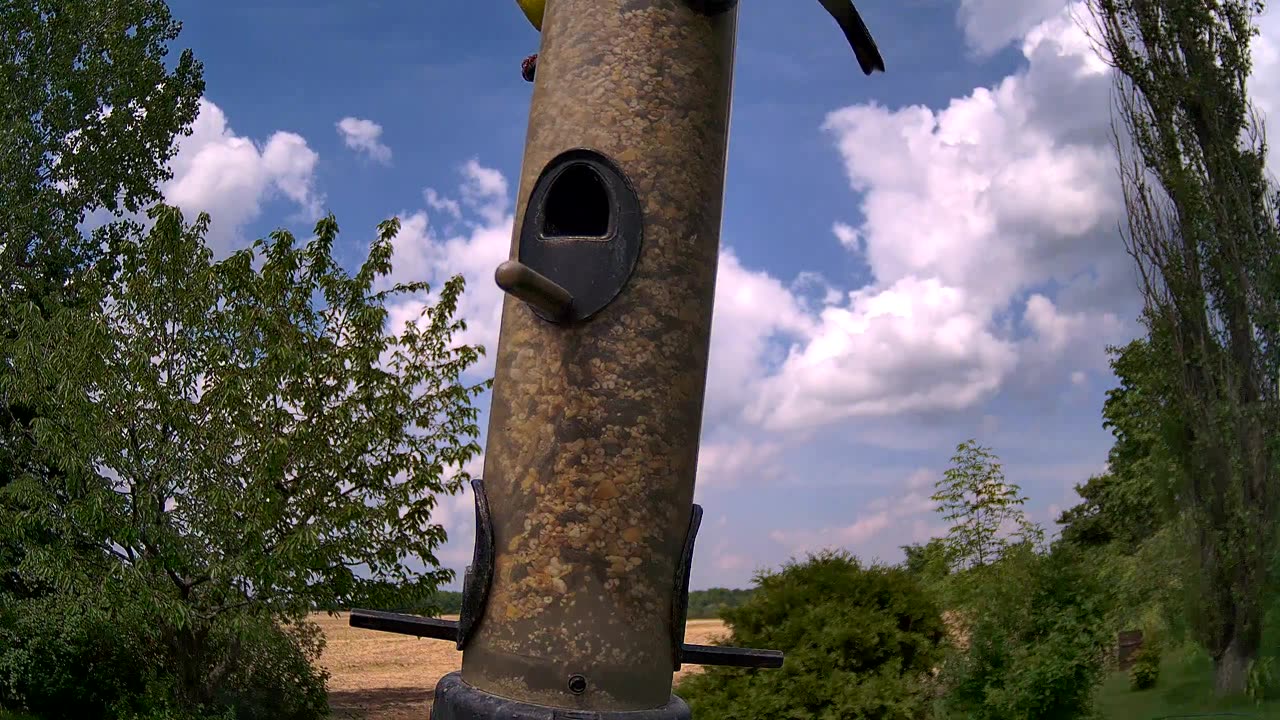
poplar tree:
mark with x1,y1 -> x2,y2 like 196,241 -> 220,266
1087,0 -> 1280,694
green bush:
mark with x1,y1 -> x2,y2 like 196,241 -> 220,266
938,543 -> 1111,720
0,593 -> 330,720
676,549 -> 947,720
1129,657 -> 1159,691
210,615 -> 330,720
0,594 -> 166,720
1247,655 -> 1276,703
1128,634 -> 1161,692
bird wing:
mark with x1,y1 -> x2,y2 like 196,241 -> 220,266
817,0 -> 885,75
516,0 -> 545,31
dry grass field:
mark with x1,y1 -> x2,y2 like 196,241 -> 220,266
316,613 -> 729,720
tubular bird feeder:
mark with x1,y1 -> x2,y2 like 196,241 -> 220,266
351,1 -> 824,717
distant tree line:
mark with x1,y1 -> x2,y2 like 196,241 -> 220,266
684,587 -> 756,619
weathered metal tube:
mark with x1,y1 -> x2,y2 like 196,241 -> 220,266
457,0 -> 738,712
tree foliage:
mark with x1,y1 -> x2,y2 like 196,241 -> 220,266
1058,337 -> 1181,549
922,443 -> 1111,719
677,550 -> 946,720
1057,337 -> 1191,649
1087,0 -> 1280,694
900,538 -> 951,592
684,587 -> 756,620
0,0 -> 205,604
938,544 -> 1112,720
0,205 -> 488,710
931,440 -> 1042,572
0,0 -> 204,303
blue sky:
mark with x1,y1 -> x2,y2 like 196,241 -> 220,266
155,1 -> 1280,590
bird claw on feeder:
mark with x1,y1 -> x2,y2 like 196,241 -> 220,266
521,53 -> 538,82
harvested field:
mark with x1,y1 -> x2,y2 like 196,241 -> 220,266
317,613 -> 728,720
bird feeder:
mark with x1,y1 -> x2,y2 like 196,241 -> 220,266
351,0 -> 815,717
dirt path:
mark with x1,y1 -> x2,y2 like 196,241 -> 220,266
316,613 -> 728,720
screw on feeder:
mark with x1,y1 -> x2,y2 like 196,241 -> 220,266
567,674 -> 588,695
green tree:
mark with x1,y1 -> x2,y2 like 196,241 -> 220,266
1057,338 -> 1189,647
685,588 -> 755,620
0,206 -> 488,710
1056,472 -> 1136,548
0,0 -> 203,304
677,550 -> 947,720
928,445 -> 1112,719
0,0 -> 205,598
1058,338 -> 1179,549
931,440 -> 1042,572
1088,0 -> 1280,694
900,538 -> 951,588
938,543 -> 1112,720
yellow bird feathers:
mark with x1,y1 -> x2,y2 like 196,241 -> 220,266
516,0 -> 546,31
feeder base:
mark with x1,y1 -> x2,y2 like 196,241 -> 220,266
430,672 -> 692,720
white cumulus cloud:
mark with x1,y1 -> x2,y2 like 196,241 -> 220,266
736,2 -> 1135,433
162,98 -> 321,253
381,167 -> 513,377
749,276 -> 1018,431
957,0 -> 1071,55
336,116 -> 392,165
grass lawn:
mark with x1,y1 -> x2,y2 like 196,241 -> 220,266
1095,650 -> 1280,719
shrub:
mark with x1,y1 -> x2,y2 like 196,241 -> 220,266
0,593 -> 330,720
676,549 -> 947,720
1128,633 -> 1161,692
0,594 -> 166,720
1247,655 -> 1276,703
1129,657 -> 1159,691
210,614 -> 330,720
938,543 -> 1111,720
